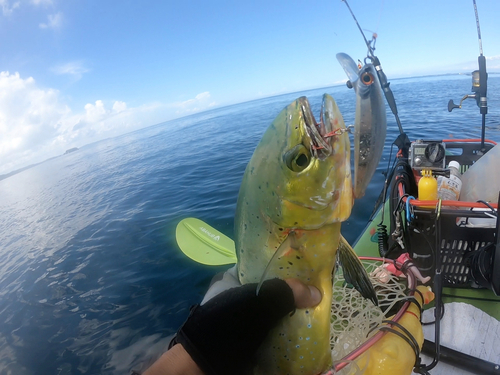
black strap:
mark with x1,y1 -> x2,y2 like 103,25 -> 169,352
380,319 -> 421,363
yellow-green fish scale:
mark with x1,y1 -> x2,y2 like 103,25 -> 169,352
254,225 -> 341,375
235,95 -> 352,375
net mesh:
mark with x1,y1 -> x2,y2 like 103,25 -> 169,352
329,259 -> 410,373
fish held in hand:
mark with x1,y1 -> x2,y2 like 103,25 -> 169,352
234,94 -> 376,375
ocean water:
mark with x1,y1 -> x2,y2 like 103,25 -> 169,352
0,75 -> 499,374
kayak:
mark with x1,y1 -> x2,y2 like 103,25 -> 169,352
352,137 -> 500,375
353,199 -> 500,321
175,3 -> 500,370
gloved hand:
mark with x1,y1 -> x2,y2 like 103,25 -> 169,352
169,277 -> 321,375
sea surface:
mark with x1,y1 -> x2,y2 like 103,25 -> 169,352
0,75 -> 499,374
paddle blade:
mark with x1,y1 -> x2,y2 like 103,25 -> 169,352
175,218 -> 237,265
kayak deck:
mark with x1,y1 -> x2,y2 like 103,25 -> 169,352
421,302 -> 500,375
353,202 -> 500,374
353,203 -> 500,321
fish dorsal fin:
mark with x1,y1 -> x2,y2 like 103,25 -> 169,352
256,232 -> 297,295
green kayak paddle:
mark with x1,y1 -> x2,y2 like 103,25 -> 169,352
175,218 -> 237,265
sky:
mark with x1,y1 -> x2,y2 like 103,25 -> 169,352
1,0 -> 499,175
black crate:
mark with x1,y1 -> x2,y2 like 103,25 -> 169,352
406,140 -> 498,288
409,208 -> 496,287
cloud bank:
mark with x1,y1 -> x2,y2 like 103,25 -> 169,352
0,71 -> 217,175
173,91 -> 216,114
0,72 -> 138,174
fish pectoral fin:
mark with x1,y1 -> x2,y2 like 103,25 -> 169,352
337,235 -> 378,306
256,233 -> 297,295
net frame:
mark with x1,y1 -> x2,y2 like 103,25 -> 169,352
324,256 -> 419,374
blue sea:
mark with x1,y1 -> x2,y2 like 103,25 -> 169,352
0,75 -> 499,374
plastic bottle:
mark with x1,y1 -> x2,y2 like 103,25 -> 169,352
437,161 -> 462,201
460,144 -> 500,202
418,169 -> 438,207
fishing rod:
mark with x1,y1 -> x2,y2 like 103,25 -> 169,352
473,0 -> 488,152
341,0 -> 405,137
342,0 -> 411,245
343,2 -> 496,373
448,0 -> 488,152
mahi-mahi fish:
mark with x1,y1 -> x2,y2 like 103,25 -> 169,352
336,53 -> 387,198
234,94 -> 376,375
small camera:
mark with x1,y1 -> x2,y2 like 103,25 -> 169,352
409,140 -> 446,170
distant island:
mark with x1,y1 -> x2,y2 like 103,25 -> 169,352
64,147 -> 79,155
0,147 -> 80,181
0,163 -> 39,181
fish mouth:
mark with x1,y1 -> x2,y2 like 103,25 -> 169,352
300,96 -> 337,159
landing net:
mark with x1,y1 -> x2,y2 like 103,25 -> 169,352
329,257 -> 417,374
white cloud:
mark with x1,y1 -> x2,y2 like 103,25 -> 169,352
0,71 -> 162,175
486,55 -> 500,70
194,92 -> 210,101
84,100 -> 107,122
0,0 -> 20,15
0,72 -> 220,175
51,61 -> 89,81
174,91 -> 216,115
39,11 -> 62,29
0,0 -> 55,18
112,101 -> 127,113
0,71 -> 70,173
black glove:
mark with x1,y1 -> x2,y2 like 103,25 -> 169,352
170,278 -> 295,375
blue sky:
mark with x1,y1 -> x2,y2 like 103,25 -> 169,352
1,0 -> 499,174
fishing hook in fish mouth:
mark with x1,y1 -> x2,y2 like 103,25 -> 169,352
301,104 -> 330,158
311,128 -> 349,151
301,105 -> 329,152
301,106 -> 345,161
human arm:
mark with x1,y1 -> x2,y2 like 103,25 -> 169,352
143,278 -> 321,375
143,342 -> 204,375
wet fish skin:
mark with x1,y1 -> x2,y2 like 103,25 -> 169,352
234,94 -> 353,375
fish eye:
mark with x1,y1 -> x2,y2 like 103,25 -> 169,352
361,71 -> 374,85
284,145 -> 311,172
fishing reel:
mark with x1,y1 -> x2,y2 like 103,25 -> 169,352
448,56 -> 488,114
448,70 -> 486,112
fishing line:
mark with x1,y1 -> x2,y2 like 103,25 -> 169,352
473,0 -> 483,56
471,0 -> 488,150
376,0 -> 384,35
341,0 -> 406,136
341,0 -> 372,58
374,144 -> 399,256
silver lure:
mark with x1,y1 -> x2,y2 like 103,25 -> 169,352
337,53 -> 387,198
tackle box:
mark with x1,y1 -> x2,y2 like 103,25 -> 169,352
403,140 -> 499,289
